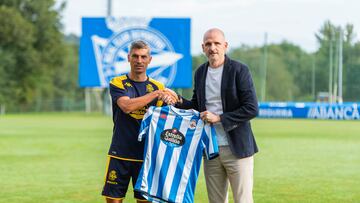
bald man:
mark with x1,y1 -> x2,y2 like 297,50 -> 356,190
177,28 -> 259,203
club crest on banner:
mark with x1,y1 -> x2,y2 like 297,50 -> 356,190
80,17 -> 191,88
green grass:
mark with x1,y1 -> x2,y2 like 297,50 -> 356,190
0,113 -> 359,202
253,119 -> 360,203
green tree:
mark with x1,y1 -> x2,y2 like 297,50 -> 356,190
315,20 -> 360,101
0,5 -> 39,110
268,42 -> 313,101
0,0 -> 82,111
229,42 -> 311,102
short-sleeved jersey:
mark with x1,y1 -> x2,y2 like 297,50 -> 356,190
134,105 -> 219,203
108,74 -> 165,161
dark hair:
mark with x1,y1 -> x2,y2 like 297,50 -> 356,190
129,40 -> 151,54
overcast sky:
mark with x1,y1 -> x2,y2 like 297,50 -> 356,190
56,0 -> 360,54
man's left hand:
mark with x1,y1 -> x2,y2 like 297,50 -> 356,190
200,111 -> 220,124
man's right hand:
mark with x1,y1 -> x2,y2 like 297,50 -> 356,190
159,89 -> 179,105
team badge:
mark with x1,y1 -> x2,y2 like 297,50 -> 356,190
160,128 -> 185,147
189,119 -> 197,130
146,84 -> 154,93
108,170 -> 117,181
125,82 -> 132,87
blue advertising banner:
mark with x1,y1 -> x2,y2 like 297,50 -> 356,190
258,102 -> 360,120
80,17 -> 191,88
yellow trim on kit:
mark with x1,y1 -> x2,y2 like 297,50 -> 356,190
149,78 -> 165,107
149,78 -> 165,90
103,195 -> 124,200
129,113 -> 145,120
156,100 -> 164,107
135,198 -> 149,202
110,75 -> 128,89
108,155 -> 143,162
103,156 -> 111,183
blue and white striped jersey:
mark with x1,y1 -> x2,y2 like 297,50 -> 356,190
134,105 -> 219,203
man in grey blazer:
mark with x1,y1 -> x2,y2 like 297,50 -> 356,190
176,28 -> 259,203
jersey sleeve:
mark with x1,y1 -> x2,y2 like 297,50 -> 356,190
202,124 -> 219,160
109,77 -> 128,103
138,106 -> 155,141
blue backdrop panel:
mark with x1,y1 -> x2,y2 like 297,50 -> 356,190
79,17 -> 191,88
258,102 -> 360,120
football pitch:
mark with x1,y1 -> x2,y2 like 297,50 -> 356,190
0,113 -> 359,203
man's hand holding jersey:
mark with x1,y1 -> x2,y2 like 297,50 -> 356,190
200,111 -> 221,124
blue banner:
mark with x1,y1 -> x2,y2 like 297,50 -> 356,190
258,102 -> 360,120
79,17 -> 191,88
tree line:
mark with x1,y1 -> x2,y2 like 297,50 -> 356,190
191,21 -> 360,103
1,0 -> 360,113
0,0 -> 81,112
